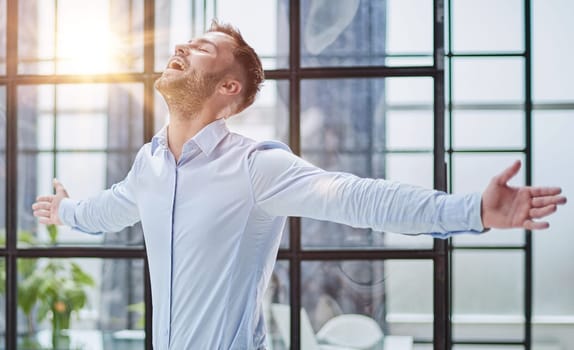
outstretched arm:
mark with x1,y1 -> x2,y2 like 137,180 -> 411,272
32,150 -> 144,234
481,160 -> 567,230
249,147 -> 484,237
249,147 -> 567,237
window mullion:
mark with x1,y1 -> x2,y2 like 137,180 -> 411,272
5,0 -> 19,347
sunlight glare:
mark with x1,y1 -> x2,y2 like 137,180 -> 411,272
57,18 -> 119,74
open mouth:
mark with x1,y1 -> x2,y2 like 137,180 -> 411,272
168,58 -> 185,71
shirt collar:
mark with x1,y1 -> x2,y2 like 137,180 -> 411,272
151,118 -> 229,156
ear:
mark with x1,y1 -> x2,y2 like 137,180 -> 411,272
218,79 -> 242,96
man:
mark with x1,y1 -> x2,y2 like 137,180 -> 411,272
32,21 -> 566,349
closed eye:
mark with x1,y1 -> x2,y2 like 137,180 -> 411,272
187,38 -> 217,54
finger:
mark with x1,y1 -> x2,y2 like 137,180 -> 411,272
33,209 -> 51,218
32,202 -> 52,211
524,219 -> 550,230
36,195 -> 54,202
38,217 -> 54,225
530,187 -> 563,197
532,195 -> 568,207
529,204 -> 557,219
53,178 -> 70,197
496,160 -> 521,185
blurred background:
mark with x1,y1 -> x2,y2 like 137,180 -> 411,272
0,0 -> 572,349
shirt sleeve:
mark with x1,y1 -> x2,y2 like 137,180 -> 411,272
58,149 -> 144,234
248,145 -> 485,239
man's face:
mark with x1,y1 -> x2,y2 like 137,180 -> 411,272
155,32 -> 237,111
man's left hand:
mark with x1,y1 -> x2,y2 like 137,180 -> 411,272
481,160 -> 567,230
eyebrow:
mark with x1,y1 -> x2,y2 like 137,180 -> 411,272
188,38 -> 218,52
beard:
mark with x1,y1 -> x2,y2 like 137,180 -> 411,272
155,68 -> 223,118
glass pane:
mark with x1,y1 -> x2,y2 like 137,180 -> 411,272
451,153 -> 525,246
263,261 -> 290,350
226,80 -> 289,144
452,58 -> 524,104
301,0 -> 433,67
216,0 -> 289,70
451,153 -> 527,189
19,84 -> 143,151
452,0 -> 524,52
0,0 -> 5,75
18,0 -> 144,75
1,85 -> 5,246
301,78 -> 434,249
385,111 -> 434,151
17,84 -> 144,247
533,111 -> 574,317
532,0 -> 574,103
386,77 -> 434,105
155,0 -> 288,71
17,258 -> 145,349
385,260 -> 434,342
452,110 -> 525,150
301,0 -> 382,67
383,154 -> 434,190
452,251 -> 524,341
301,260 -> 429,348
385,0 -> 433,66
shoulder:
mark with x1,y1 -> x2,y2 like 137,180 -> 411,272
249,140 -> 291,153
247,140 -> 294,167
131,143 -> 154,172
247,140 -> 321,179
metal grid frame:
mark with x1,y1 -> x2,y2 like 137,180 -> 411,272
445,0 -> 533,348
1,0 -> 156,349
0,0 -> 541,349
274,1 -> 449,349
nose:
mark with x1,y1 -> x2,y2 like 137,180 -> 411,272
174,43 -> 190,56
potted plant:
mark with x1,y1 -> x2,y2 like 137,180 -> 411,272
0,226 -> 95,349
0,230 -> 42,349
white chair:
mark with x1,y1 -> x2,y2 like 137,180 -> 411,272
316,314 -> 383,349
270,303 -> 354,350
316,314 -> 413,350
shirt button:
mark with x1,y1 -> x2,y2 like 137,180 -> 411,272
164,329 -> 169,336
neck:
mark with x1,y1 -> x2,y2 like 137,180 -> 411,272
166,106 -> 217,162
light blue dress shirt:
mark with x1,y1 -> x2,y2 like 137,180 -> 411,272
59,118 -> 484,349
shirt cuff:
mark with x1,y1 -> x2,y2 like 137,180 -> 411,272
59,198 -> 79,227
445,192 -> 486,233
430,192 -> 487,239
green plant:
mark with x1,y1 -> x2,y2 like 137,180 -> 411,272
0,230 -> 41,348
35,259 -> 95,349
0,226 -> 95,349
127,301 -> 145,329
0,231 -> 38,330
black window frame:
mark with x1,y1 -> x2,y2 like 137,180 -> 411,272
446,0 -> 533,348
0,0 -> 538,349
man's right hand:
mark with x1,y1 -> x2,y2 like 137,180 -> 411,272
32,178 -> 69,225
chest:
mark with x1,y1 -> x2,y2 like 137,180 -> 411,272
137,150 -> 253,229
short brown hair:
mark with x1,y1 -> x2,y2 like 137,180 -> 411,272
207,20 -> 264,114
